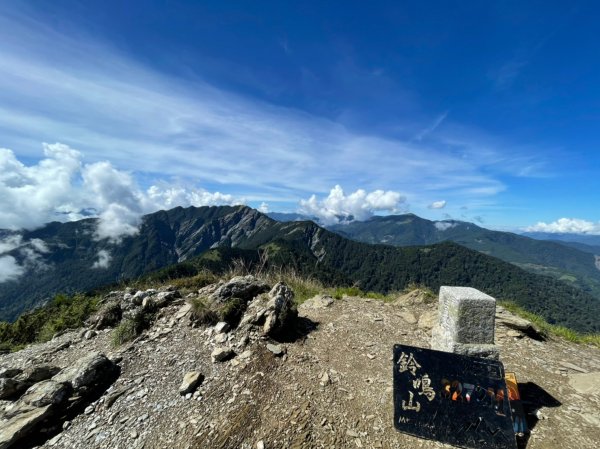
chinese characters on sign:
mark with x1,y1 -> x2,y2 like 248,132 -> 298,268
397,352 -> 436,412
393,344 -> 518,449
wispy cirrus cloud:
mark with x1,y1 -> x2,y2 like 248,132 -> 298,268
0,5 -> 546,227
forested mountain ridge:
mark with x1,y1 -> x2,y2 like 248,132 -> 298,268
1,206 -> 599,333
326,214 -> 600,300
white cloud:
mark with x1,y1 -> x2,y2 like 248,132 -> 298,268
428,200 -> 447,209
0,234 -> 23,253
92,250 -> 112,269
0,234 -> 50,282
0,255 -> 24,282
299,185 -> 405,225
0,11 -> 517,220
525,218 -> 600,235
434,222 -> 456,231
0,144 -> 242,242
258,202 -> 269,214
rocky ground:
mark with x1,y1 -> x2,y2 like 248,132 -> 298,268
1,276 -> 599,449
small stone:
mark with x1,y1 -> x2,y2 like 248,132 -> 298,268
215,322 -> 230,333
214,333 -> 228,344
398,311 -> 417,324
559,362 -> 588,373
239,350 -> 253,360
256,441 -> 265,449
320,372 -> 331,386
130,430 -> 139,439
506,329 -> 522,338
366,354 -> 375,360
84,405 -> 94,415
346,429 -> 359,438
266,344 -> 284,356
84,330 -> 97,340
179,371 -> 204,395
211,347 -> 234,363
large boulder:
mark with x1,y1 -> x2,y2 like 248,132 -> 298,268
20,380 -> 71,408
209,276 -> 269,304
17,365 -> 61,384
53,352 -> 118,392
0,404 -> 52,449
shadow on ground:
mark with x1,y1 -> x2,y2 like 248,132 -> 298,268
516,382 -> 561,449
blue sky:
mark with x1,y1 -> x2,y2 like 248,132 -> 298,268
1,1 -> 599,233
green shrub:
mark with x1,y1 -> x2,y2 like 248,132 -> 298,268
332,286 -> 364,299
0,293 -> 99,352
189,297 -> 219,325
111,319 -> 138,346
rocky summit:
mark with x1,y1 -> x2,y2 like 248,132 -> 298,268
1,276 -> 599,449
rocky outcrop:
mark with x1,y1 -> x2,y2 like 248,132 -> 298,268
0,353 -> 118,449
208,275 -> 269,304
496,305 -> 545,340
53,352 -> 118,392
239,282 -> 298,338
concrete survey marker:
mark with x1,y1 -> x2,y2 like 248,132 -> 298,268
431,286 -> 499,359
393,344 -> 517,449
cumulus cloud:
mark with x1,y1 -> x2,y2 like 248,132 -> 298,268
428,200 -> 447,209
92,250 -> 112,269
299,185 -> 405,225
0,144 -> 242,243
257,202 -> 269,214
525,218 -> 600,235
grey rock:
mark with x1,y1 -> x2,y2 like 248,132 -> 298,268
214,333 -> 228,344
0,404 -> 52,449
299,294 -> 334,310
0,368 -> 23,379
496,305 -> 545,340
560,361 -> 588,373
239,350 -> 253,360
53,352 -> 117,391
179,371 -> 204,395
209,275 -> 269,304
211,347 -> 234,363
0,378 -> 21,400
20,380 -> 70,407
214,321 -> 230,333
104,385 -> 133,408
398,311 -> 417,325
83,330 -> 97,340
240,282 -> 298,338
266,344 -> 285,356
17,365 -> 61,384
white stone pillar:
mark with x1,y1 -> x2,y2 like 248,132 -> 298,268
430,286 -> 499,359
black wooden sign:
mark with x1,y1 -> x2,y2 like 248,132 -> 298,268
393,344 -> 517,449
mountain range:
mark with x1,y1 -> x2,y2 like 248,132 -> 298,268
1,206 -> 599,333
